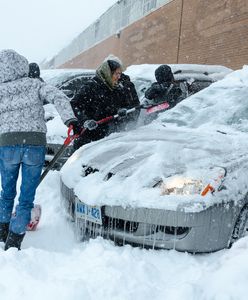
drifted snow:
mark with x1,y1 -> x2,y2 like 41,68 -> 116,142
0,171 -> 248,300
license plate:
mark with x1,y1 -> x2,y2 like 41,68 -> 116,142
75,198 -> 102,225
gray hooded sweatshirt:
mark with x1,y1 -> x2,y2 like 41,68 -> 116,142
0,49 -> 76,146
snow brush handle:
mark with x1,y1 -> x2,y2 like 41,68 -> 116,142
40,126 -> 83,183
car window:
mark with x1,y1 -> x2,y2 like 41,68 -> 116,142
59,75 -> 95,99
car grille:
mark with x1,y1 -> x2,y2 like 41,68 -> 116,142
103,216 -> 139,232
61,179 -> 191,249
76,217 -> 190,250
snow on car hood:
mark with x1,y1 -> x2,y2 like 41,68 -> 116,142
61,122 -> 248,212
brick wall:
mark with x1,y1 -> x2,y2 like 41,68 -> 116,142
178,0 -> 248,69
60,0 -> 248,70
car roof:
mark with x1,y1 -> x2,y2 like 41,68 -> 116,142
126,64 -> 233,82
41,68 -> 95,87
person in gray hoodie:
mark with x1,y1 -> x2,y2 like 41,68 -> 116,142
0,49 -> 80,250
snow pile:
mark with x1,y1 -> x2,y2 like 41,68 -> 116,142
1,170 -> 248,300
160,65 -> 248,132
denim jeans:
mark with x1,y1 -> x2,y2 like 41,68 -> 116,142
0,145 -> 45,234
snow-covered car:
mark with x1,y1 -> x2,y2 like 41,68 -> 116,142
126,64 -> 232,101
41,69 -> 95,169
59,66 -> 248,253
41,68 -> 95,90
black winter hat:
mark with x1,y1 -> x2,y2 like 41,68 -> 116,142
155,65 -> 174,83
107,60 -> 121,74
28,62 -> 40,78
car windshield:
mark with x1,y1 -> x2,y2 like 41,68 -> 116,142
158,66 -> 248,132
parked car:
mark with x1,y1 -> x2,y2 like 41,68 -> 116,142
126,64 -> 232,125
41,68 -> 95,90
126,64 -> 232,101
59,66 -> 248,253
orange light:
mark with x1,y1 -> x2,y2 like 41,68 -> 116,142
201,184 -> 215,196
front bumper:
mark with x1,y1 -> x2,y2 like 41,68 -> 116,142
60,179 -> 240,253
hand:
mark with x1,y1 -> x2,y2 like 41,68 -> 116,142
141,98 -> 151,108
117,108 -> 127,118
68,120 -> 82,135
83,119 -> 98,131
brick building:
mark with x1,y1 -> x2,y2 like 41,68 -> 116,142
43,0 -> 248,70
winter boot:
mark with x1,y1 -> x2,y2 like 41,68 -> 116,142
0,222 -> 9,243
4,231 -> 25,251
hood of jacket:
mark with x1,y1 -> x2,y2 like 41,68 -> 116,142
96,60 -> 114,90
155,64 -> 174,84
0,49 -> 29,84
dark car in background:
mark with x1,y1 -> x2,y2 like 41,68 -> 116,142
41,68 -> 95,90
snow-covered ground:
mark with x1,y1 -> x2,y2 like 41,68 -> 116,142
0,170 -> 248,299
0,65 -> 248,299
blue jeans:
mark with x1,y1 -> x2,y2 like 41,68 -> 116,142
0,145 -> 45,234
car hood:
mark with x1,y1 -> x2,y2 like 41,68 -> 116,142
60,124 -> 248,212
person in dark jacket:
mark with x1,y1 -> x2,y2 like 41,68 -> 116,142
71,56 -> 140,150
145,64 -> 186,108
0,49 -> 80,250
116,73 -> 140,130
143,64 -> 187,124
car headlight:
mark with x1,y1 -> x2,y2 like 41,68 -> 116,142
160,177 -> 204,195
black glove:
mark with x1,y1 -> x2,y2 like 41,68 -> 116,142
117,108 -> 128,118
68,120 -> 82,135
83,119 -> 98,131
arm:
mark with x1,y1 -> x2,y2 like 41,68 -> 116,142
145,83 -> 168,100
70,84 -> 96,125
39,83 -> 77,125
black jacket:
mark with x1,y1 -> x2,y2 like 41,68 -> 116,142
71,75 -> 140,149
145,81 -> 184,109
117,73 -> 140,124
